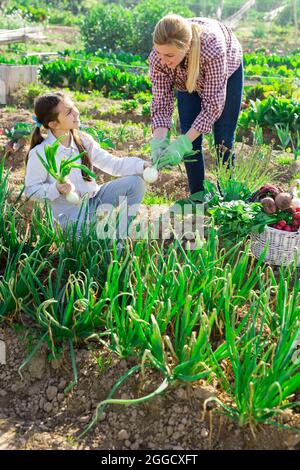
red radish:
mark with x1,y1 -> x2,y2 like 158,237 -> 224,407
293,212 -> 300,220
278,220 -> 287,227
274,224 -> 283,230
284,225 -> 293,231
296,207 -> 300,212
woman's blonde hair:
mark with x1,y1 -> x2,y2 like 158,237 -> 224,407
153,14 -> 202,93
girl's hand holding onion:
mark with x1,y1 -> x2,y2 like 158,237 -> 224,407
37,136 -> 95,206
56,178 -> 81,204
56,178 -> 73,195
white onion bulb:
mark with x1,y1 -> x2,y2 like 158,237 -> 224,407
66,190 -> 81,205
143,166 -> 158,184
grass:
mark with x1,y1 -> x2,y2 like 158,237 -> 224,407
143,193 -> 174,206
276,155 -> 294,166
2,106 -> 17,113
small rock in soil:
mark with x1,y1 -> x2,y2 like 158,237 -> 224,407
46,386 -> 58,402
118,429 -> 130,441
43,402 -> 53,413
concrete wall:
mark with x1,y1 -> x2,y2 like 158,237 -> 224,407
0,64 -> 38,105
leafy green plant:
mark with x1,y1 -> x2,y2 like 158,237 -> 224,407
142,102 -> 151,117
208,200 -> 276,245
80,125 -> 115,149
5,122 -> 33,143
275,124 -> 291,151
120,100 -> 138,113
276,154 -> 294,166
212,144 -> 275,197
291,131 -> 300,161
238,97 -> 300,137
252,125 -> 264,146
39,60 -> 151,98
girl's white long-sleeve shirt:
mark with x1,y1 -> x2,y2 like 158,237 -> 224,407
25,130 -> 146,223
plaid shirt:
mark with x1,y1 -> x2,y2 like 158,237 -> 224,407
149,17 -> 243,135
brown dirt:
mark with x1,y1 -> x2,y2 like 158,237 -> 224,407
1,327 -> 300,451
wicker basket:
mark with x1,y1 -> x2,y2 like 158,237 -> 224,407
251,226 -> 300,266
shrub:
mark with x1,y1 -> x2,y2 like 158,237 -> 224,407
48,10 -> 83,26
81,0 -> 193,57
81,4 -> 135,53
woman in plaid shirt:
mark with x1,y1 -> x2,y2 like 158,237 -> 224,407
149,14 -> 243,194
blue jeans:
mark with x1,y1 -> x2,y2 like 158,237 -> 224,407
177,62 -> 244,194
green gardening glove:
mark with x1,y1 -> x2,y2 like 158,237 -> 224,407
150,136 -> 170,166
157,135 -> 193,170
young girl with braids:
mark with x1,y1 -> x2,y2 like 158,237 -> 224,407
25,92 -> 148,235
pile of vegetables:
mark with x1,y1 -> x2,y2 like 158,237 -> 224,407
207,200 -> 276,245
250,184 -> 300,233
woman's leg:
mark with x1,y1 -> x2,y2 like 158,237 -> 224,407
213,62 -> 244,166
88,175 -> 145,239
177,91 -> 205,194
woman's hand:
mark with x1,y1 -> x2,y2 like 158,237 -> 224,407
157,135 -> 193,170
150,136 -> 170,166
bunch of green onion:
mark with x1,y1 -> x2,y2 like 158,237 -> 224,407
37,136 -> 96,205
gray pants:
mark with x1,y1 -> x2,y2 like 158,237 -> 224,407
88,175 -> 145,239
57,175 -> 145,238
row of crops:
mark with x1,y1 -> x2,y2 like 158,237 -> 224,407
2,49 -> 299,76
1,143 -> 300,436
1,49 -> 299,145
